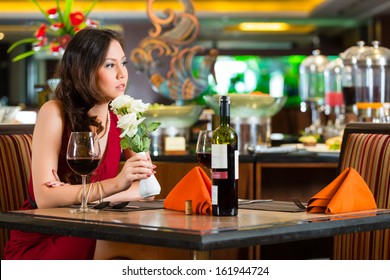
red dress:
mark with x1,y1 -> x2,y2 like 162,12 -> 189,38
4,111 -> 122,260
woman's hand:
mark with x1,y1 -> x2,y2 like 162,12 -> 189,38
116,153 -> 155,191
45,170 -> 69,188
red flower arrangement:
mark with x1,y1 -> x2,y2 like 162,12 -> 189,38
8,0 -> 99,62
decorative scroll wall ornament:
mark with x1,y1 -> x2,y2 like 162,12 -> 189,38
130,0 -> 218,103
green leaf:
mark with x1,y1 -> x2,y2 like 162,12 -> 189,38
129,134 -> 142,152
7,38 -> 38,53
142,138 -> 151,152
147,122 -> 161,132
29,0 -> 55,24
56,0 -> 65,27
10,44 -> 51,62
138,123 -> 147,136
63,0 -> 74,33
119,108 -> 128,115
84,0 -> 99,18
11,50 -> 38,62
120,137 -> 130,150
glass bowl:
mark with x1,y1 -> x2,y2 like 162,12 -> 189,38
0,106 -> 22,123
144,104 -> 205,128
47,78 -> 60,92
0,107 -> 5,122
203,94 -> 287,118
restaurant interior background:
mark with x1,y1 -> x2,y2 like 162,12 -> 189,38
1,0 -> 390,136
1,0 -> 390,261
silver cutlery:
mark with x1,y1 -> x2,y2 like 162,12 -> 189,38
238,199 -> 273,205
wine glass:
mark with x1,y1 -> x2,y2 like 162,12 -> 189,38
66,132 -> 101,213
196,130 -> 213,175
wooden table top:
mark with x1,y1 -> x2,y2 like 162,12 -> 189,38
1,201 -> 390,251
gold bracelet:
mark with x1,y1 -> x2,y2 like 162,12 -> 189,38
96,181 -> 104,203
84,181 -> 104,203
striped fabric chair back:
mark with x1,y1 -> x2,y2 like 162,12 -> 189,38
0,133 -> 32,260
333,123 -> 390,259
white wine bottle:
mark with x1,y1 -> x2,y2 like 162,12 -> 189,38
211,95 -> 239,216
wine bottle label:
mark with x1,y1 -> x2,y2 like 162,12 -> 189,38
212,171 -> 228,179
211,144 -> 228,168
212,185 -> 218,205
235,150 -> 239,179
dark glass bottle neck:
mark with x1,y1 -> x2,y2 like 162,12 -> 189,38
220,98 -> 230,126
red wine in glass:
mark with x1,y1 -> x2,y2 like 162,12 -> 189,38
196,152 -> 211,169
66,132 -> 101,213
67,158 -> 100,175
196,130 -> 213,174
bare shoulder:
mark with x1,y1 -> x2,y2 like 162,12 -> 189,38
34,100 -> 64,137
39,100 -> 63,117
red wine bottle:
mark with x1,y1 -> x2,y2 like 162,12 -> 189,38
211,95 -> 239,216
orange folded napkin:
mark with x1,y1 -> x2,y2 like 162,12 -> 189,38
164,167 -> 212,215
306,167 -> 377,214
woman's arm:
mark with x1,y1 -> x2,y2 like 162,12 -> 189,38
32,101 -> 154,208
99,180 -> 144,202
32,100 -> 81,208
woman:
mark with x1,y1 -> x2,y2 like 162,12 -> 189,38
4,28 -> 155,259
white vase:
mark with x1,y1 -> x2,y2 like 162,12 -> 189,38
138,152 -> 161,198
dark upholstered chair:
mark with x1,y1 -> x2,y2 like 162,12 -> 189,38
333,122 -> 390,259
0,125 -> 33,259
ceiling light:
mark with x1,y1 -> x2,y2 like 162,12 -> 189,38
238,22 -> 289,32
226,22 -> 315,34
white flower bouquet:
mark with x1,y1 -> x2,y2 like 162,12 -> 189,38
110,95 -> 161,153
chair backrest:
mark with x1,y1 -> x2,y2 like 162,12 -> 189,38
0,131 -> 33,260
334,122 -> 390,259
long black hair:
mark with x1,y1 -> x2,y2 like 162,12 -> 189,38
55,28 -> 125,133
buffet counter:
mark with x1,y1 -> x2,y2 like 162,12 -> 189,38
151,151 -> 339,204
151,154 -> 256,200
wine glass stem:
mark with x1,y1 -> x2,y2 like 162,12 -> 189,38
81,175 -> 87,211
